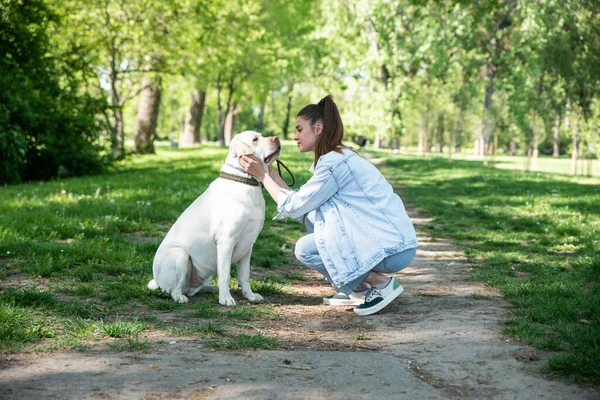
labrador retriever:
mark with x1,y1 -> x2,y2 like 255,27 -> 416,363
148,131 -> 281,305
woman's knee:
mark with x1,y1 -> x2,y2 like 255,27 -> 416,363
294,235 -> 319,265
374,247 -> 417,273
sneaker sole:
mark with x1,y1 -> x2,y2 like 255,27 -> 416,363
323,297 -> 364,306
353,284 -> 404,316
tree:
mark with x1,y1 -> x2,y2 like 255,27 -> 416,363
0,0 -> 107,184
180,89 -> 207,147
134,75 -> 162,154
55,0 -> 184,158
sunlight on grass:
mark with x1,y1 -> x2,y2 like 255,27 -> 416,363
378,153 -> 600,383
5,143 -> 597,382
99,318 -> 147,338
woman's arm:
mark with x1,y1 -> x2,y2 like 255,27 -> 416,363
261,173 -> 287,203
239,156 -> 288,202
268,164 -> 290,189
240,154 -> 338,220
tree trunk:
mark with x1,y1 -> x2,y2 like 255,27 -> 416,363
586,142 -> 593,177
112,108 -> 125,159
492,133 -> 498,156
474,139 -> 481,156
525,113 -> 535,171
180,89 -> 206,148
481,63 -> 495,162
571,135 -> 580,176
455,108 -> 463,153
224,102 -> 238,146
256,100 -> 266,133
216,75 -> 224,146
426,116 -> 434,153
202,126 -> 209,144
435,114 -> 444,153
216,75 -> 234,146
509,136 -> 517,156
552,112 -> 561,157
532,147 -> 539,171
570,109 -> 579,176
282,83 -> 294,140
417,117 -> 427,156
109,38 -> 124,160
448,128 -> 454,161
525,146 -> 532,172
134,75 -> 161,154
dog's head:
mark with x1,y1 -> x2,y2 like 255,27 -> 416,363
229,131 -> 281,165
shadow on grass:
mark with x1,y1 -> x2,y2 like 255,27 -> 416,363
379,155 -> 600,384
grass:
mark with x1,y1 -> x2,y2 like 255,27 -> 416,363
2,139 -> 598,382
206,333 -> 278,350
99,318 -> 147,338
0,141 -> 314,353
377,151 -> 600,384
389,146 -> 600,179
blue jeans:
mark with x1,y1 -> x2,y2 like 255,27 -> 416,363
294,232 -> 417,295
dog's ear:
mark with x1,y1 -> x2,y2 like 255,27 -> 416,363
230,137 -> 253,158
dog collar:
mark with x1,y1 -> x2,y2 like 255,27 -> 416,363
219,171 -> 261,187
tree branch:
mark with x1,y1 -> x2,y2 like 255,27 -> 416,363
121,81 -> 154,105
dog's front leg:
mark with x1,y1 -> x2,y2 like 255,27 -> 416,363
238,249 -> 263,303
216,241 -> 236,306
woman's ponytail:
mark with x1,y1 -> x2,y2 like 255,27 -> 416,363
297,95 -> 345,166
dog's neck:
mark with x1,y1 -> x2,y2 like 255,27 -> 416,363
221,155 -> 256,179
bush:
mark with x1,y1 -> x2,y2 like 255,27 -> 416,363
0,0 -> 108,184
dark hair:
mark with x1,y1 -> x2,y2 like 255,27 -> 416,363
297,95 -> 345,166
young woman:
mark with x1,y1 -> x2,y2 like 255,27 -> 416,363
239,95 -> 418,316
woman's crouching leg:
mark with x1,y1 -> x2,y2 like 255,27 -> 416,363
372,247 -> 417,274
294,233 -> 332,283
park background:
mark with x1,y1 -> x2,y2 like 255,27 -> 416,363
1,0 -> 599,388
2,0 -> 600,181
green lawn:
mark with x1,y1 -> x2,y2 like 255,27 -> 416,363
378,152 -> 600,384
0,141 -> 598,383
0,142 -> 313,352
389,147 -> 600,179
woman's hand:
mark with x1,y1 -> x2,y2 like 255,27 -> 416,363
239,155 -> 267,182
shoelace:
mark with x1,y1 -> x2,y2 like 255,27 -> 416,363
364,288 -> 382,303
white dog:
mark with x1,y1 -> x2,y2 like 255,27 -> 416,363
148,131 -> 281,305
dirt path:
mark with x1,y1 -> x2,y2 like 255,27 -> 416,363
1,207 -> 597,399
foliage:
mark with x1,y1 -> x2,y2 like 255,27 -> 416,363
0,0 -> 108,184
3,0 -> 599,182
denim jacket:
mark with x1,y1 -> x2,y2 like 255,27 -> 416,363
274,148 -> 418,289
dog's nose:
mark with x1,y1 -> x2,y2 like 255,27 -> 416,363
271,136 -> 280,144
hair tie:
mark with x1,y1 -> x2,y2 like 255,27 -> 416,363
318,98 -> 325,107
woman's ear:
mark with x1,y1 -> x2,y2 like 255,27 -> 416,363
315,122 -> 323,136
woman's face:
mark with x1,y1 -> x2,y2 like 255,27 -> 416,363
294,117 -> 322,153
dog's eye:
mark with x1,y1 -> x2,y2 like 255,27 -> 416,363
253,137 -> 258,142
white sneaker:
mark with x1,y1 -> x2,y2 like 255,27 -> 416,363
323,287 -> 369,306
354,277 -> 404,316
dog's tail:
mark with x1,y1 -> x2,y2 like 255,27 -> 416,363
147,279 -> 159,290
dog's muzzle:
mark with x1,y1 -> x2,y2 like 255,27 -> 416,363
264,147 -> 281,164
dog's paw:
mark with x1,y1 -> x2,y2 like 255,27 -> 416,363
219,295 -> 236,307
245,292 -> 264,303
172,294 -> 189,303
